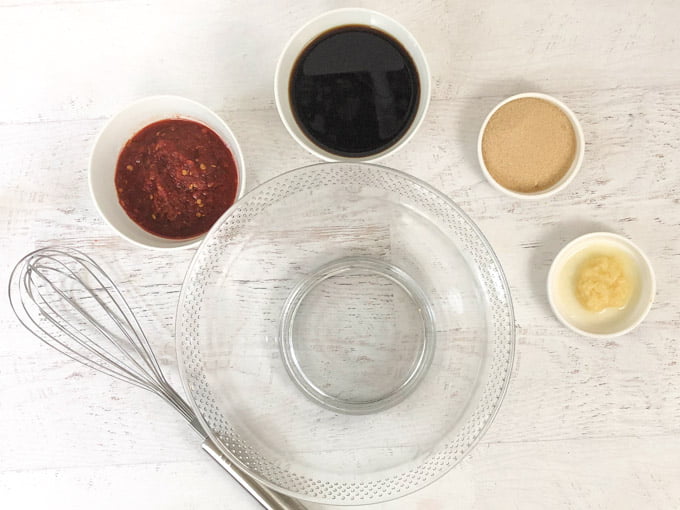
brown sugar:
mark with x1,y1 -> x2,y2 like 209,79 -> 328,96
481,98 -> 576,193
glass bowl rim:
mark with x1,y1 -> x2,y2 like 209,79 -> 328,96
175,161 -> 516,504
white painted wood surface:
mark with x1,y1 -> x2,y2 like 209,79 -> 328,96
1,0 -> 679,508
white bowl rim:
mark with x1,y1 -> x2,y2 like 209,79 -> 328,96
274,7 -> 431,163
88,94 -> 246,251
547,231 -> 656,338
477,92 -> 585,200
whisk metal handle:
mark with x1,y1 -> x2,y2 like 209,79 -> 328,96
186,415 -> 307,510
201,438 -> 308,510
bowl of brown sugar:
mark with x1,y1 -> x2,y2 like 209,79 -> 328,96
477,92 -> 584,199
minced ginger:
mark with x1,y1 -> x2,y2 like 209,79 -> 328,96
575,255 -> 632,312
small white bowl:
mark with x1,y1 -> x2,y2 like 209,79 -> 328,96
274,8 -> 431,162
89,95 -> 246,250
477,92 -> 585,199
547,232 -> 655,338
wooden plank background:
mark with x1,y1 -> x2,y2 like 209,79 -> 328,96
1,0 -> 679,508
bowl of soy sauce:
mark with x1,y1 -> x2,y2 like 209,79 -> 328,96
275,8 -> 431,162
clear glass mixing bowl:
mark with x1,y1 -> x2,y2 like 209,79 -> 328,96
177,162 -> 514,505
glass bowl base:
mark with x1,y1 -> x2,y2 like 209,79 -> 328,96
278,256 -> 436,414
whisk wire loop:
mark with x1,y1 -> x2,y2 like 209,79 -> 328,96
8,246 -> 308,510
9,247 -> 196,424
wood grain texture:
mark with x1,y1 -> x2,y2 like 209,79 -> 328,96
1,0 -> 679,508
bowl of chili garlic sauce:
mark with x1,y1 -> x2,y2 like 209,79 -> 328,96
89,96 -> 245,249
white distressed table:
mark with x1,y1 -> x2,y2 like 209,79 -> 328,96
1,1 -> 679,508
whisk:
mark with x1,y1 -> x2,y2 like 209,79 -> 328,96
8,247 -> 306,510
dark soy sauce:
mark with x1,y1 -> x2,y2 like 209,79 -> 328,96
289,25 -> 420,158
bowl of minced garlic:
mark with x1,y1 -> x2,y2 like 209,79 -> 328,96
548,232 -> 655,338
478,93 -> 584,199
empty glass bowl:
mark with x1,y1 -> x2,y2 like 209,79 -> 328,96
177,162 -> 515,505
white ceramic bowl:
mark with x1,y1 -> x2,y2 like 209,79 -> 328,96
477,92 -> 585,199
274,8 -> 431,162
89,95 -> 246,250
547,232 -> 655,338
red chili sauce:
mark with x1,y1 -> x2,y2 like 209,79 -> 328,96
115,119 -> 238,239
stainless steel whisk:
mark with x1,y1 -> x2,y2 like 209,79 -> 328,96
9,247 -> 306,510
